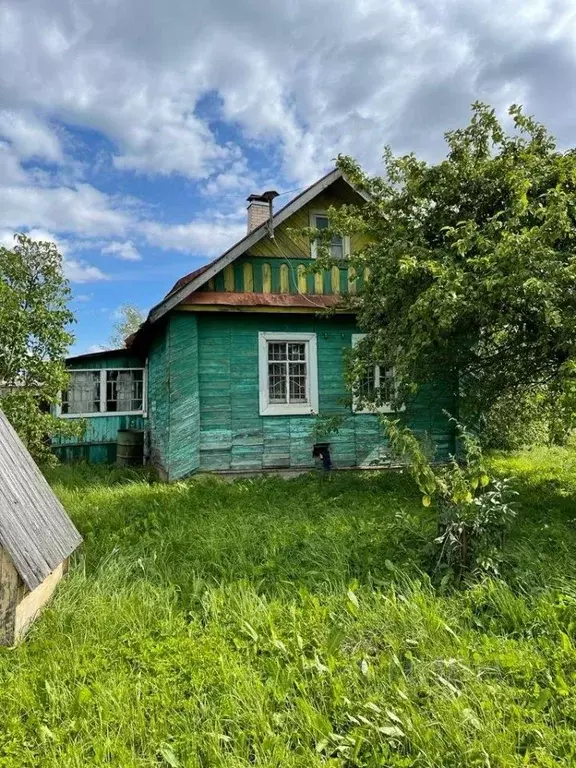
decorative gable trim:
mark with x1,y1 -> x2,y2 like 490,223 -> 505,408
148,168 -> 368,324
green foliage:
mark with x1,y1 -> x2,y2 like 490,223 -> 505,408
479,388 -> 557,449
1,453 -> 576,764
109,303 -> 145,348
0,234 -> 81,463
385,417 -> 517,579
310,413 -> 344,440
327,103 -> 576,438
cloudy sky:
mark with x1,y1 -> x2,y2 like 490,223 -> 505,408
1,0 -> 575,353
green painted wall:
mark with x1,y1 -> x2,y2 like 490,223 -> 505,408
167,313 -> 200,479
148,329 -> 170,475
57,314 -> 455,477
207,255 -> 366,297
147,315 -> 200,480
66,354 -> 144,371
191,312 -> 455,476
53,353 -> 146,463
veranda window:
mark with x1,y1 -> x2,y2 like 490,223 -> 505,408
60,368 -> 145,417
258,332 -> 318,416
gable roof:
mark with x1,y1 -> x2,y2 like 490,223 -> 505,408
148,167 -> 369,324
0,409 -> 82,590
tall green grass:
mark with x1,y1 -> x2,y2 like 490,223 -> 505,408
0,456 -> 576,766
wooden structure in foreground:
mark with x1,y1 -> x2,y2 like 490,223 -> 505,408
0,409 -> 82,645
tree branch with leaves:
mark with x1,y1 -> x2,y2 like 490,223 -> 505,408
0,234 -> 81,464
321,103 -> 576,444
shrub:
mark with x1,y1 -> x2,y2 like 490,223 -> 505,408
385,417 -> 518,580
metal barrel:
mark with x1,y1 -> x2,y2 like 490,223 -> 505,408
116,429 -> 144,467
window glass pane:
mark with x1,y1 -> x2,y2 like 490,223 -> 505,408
106,370 -> 118,412
106,369 -> 144,412
62,371 -> 100,414
358,366 -> 377,401
132,370 -> 144,411
289,362 -> 307,401
287,343 -> 305,361
268,343 -> 287,361
315,215 -> 345,259
330,239 -> 344,259
266,340 -> 309,406
268,362 -> 287,403
380,368 -> 396,404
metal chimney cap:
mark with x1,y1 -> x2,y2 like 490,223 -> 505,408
246,190 -> 279,203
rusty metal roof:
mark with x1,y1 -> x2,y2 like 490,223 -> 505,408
182,291 -> 349,309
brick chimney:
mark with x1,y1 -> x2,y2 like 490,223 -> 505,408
246,194 -> 269,233
246,191 -> 279,234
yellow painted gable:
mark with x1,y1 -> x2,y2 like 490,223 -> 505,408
250,182 -> 366,259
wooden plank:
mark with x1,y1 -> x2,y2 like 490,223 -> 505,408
243,262 -> 254,292
262,263 -> 272,293
0,410 -> 82,591
14,561 -> 65,643
0,548 -> 18,646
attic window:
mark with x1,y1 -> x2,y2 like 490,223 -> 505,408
311,212 -> 350,259
59,368 -> 145,417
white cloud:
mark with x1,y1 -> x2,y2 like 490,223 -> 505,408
0,142 -> 27,184
0,110 -> 63,163
0,227 -> 108,283
143,216 -> 246,256
64,259 -> 109,283
3,2 -> 573,184
86,344 -> 108,354
102,240 -> 142,261
0,0 -> 575,264
0,183 -> 132,238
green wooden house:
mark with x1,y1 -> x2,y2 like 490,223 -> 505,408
54,169 -> 456,479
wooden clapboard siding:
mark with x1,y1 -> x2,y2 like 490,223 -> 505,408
54,351 -> 146,463
52,414 -> 146,462
147,328 -> 170,475
147,315 -> 201,480
0,548 -> 19,645
66,354 -> 143,370
250,190 -> 364,260
167,313 -> 200,478
196,189 -> 369,300
190,313 -> 456,477
201,255 -> 360,298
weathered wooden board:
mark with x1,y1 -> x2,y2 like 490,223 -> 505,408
190,313 -> 457,478
14,561 -> 65,642
0,548 -> 18,645
0,410 -> 82,591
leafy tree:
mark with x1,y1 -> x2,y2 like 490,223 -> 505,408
0,234 -> 80,463
110,304 -> 145,348
322,103 -> 576,441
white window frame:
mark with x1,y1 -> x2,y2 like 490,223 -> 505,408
258,332 -> 319,416
310,210 -> 350,260
351,334 -> 403,414
57,367 -> 147,418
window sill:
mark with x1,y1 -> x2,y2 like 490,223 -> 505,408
260,403 -> 318,417
58,411 -> 145,419
353,405 -> 405,415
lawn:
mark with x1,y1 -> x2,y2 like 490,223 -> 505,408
1,450 -> 576,766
